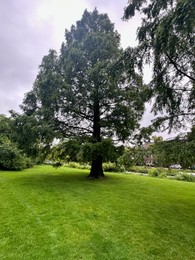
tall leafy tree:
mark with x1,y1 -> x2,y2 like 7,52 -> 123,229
124,0 -> 195,130
21,9 -> 146,178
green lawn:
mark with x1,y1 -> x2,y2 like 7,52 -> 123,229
0,165 -> 195,260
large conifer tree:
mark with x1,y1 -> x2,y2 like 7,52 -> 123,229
21,9 -> 146,178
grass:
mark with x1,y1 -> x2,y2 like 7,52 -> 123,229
0,165 -> 195,260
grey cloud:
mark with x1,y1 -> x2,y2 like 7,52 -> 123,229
0,0 -> 138,115
0,0 -> 54,114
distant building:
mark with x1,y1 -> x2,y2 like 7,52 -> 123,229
142,142 -> 154,166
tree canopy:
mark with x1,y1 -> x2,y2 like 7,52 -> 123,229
20,9 -> 147,178
151,127 -> 195,168
124,0 -> 195,131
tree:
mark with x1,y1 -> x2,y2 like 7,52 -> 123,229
124,0 -> 195,130
0,114 -> 12,139
0,114 -> 32,170
9,111 -> 53,163
151,128 -> 195,168
21,9 -> 146,178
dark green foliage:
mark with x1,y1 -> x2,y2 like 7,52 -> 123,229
151,127 -> 195,168
124,0 -> 195,130
10,111 -> 54,162
0,114 -> 12,139
0,114 -> 32,170
117,146 -> 152,170
20,9 -> 146,178
52,162 -> 64,168
0,137 -> 32,171
48,138 -> 124,170
49,139 -> 81,162
78,139 -> 118,163
132,146 -> 149,166
117,149 -> 135,170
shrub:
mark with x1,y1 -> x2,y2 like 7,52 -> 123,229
167,169 -> 178,176
23,157 -> 33,168
66,162 -> 80,168
102,162 -> 120,172
175,173 -> 195,182
127,167 -> 137,172
53,162 -> 64,168
159,172 -> 167,178
139,168 -> 149,174
77,163 -> 91,170
175,174 -> 183,181
64,161 -> 122,172
0,140 -> 32,171
157,167 -> 166,174
127,166 -> 148,174
148,168 -> 159,177
65,162 -> 90,170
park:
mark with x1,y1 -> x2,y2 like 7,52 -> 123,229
0,0 -> 195,259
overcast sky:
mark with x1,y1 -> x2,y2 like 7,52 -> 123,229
1,0 -> 175,137
0,0 -> 141,113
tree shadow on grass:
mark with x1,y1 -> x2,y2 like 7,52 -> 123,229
11,167 -> 116,195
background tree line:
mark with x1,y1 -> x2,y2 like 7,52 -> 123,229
1,111 -> 194,171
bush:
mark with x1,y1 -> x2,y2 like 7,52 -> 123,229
65,162 -> 90,170
102,162 -> 121,172
148,168 -> 159,177
66,162 -> 80,168
23,157 -> 33,168
52,162 -> 64,168
128,166 -> 148,174
0,142 -> 32,171
64,161 -> 122,172
176,173 -> 195,182
159,172 -> 167,178
139,168 -> 149,174
166,169 -> 178,176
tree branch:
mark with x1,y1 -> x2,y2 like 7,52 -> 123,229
166,53 -> 195,82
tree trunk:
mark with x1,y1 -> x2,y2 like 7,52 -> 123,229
88,155 -> 104,179
88,97 -> 105,179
